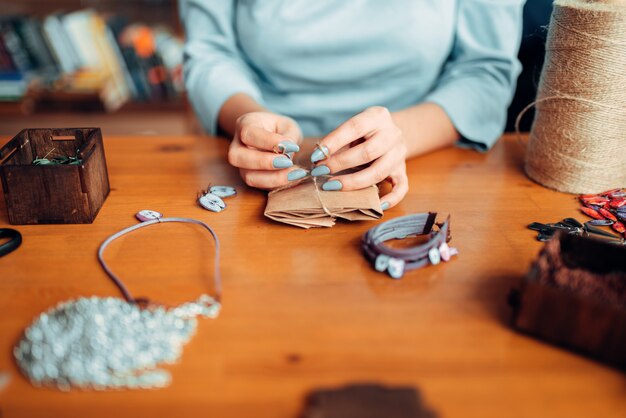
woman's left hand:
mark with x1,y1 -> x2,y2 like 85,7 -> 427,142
312,106 -> 409,209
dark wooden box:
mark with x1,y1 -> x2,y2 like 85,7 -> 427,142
510,233 -> 626,370
0,128 -> 110,224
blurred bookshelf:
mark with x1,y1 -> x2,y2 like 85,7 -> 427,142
0,0 -> 196,135
1,1 -> 180,29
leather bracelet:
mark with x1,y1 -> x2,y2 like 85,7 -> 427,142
361,213 -> 457,279
0,228 -> 22,257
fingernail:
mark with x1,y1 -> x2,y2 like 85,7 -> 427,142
279,140 -> 300,153
287,169 -> 307,181
273,156 -> 293,169
311,165 -> 330,177
322,180 -> 342,191
381,201 -> 390,211
311,145 -> 329,163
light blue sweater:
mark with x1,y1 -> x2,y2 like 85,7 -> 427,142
181,0 -> 524,150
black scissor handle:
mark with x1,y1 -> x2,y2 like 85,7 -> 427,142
0,228 -> 22,257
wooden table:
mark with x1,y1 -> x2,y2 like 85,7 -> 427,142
0,134 -> 624,418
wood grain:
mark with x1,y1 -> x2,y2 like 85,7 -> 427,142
0,128 -> 110,224
0,134 -> 624,418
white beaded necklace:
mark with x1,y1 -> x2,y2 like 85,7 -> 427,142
14,211 -> 222,391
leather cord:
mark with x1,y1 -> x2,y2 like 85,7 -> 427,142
362,213 -> 453,278
98,217 -> 221,306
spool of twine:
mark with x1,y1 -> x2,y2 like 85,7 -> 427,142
524,0 -> 626,194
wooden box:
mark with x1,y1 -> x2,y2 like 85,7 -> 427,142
0,128 -> 110,224
510,233 -> 626,370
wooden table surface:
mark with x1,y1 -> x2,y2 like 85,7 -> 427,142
0,134 -> 624,418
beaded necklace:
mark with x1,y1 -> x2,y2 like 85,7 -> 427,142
14,211 -> 221,390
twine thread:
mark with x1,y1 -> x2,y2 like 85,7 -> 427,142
524,0 -> 626,194
269,176 -> 337,217
312,176 -> 335,216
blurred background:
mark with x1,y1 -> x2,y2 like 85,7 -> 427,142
0,0 -> 552,137
0,0 -> 192,135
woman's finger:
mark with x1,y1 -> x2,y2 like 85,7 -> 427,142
276,117 -> 303,144
320,150 -> 399,191
229,138 -> 294,170
313,106 -> 390,162
379,170 -> 409,210
318,130 -> 398,174
239,126 -> 300,152
240,166 -> 309,190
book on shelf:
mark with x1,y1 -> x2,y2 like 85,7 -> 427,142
0,9 -> 184,111
0,72 -> 30,102
62,9 -> 130,111
0,18 -> 36,102
42,13 -> 82,74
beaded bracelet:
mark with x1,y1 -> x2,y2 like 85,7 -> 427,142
361,213 -> 457,279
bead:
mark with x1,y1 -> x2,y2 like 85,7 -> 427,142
428,247 -> 441,265
387,258 -> 405,279
136,210 -> 163,222
209,186 -> 237,198
374,254 -> 390,272
438,243 -> 451,262
14,295 -> 219,391
198,193 -> 226,212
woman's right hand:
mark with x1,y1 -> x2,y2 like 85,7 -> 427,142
228,112 -> 306,189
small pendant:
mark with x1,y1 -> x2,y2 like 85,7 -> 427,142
136,210 -> 163,222
209,185 -> 237,198
387,258 -> 405,279
428,247 -> 441,265
438,243 -> 451,262
374,254 -> 390,272
199,193 -> 226,212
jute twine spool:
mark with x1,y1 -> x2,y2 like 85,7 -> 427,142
523,0 -> 626,194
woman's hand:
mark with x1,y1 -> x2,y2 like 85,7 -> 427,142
228,112 -> 306,189
312,106 -> 409,209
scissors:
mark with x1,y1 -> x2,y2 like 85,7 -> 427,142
528,218 -> 625,245
0,228 -> 22,257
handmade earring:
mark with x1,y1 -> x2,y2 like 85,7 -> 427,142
198,185 -> 236,213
